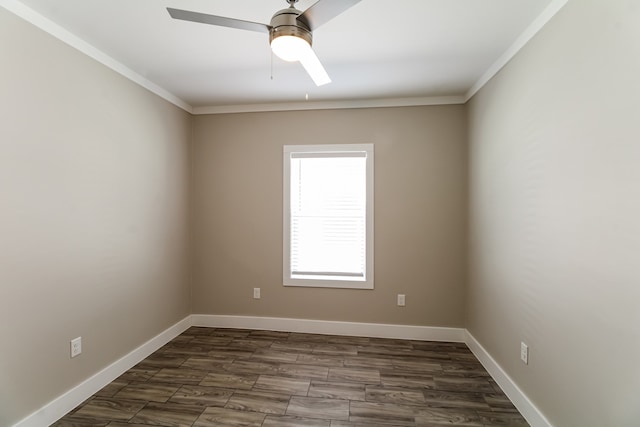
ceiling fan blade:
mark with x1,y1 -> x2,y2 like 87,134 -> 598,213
298,0 -> 362,31
299,48 -> 331,86
167,8 -> 270,33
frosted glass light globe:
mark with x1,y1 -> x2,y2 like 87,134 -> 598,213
271,35 -> 310,62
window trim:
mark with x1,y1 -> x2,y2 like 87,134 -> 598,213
283,144 -> 374,289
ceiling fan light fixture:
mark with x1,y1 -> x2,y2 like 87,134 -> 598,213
270,27 -> 330,86
167,0 -> 362,88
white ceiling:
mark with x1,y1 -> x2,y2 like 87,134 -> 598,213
6,0 -> 563,113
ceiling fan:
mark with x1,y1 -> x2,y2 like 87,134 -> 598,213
167,0 -> 361,86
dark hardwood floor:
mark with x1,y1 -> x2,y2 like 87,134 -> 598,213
53,327 -> 529,426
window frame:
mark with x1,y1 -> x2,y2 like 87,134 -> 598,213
283,143 -> 374,289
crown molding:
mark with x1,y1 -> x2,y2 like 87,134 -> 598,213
465,0 -> 569,102
3,0 -> 567,115
192,96 -> 466,115
0,0 -> 193,113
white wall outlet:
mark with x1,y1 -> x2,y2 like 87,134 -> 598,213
71,337 -> 82,358
520,341 -> 529,365
397,294 -> 406,307
253,288 -> 261,299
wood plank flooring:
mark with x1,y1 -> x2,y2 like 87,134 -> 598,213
53,327 -> 529,426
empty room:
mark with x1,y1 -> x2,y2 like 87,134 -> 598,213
1,0 -> 638,426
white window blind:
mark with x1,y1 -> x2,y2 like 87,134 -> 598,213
283,144 -> 374,289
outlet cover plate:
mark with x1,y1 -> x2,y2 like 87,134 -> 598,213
520,342 -> 528,364
71,337 -> 82,358
253,288 -> 261,299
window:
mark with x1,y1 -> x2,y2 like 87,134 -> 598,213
283,144 -> 374,289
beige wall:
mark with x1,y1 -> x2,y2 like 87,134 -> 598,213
0,9 -> 191,426
192,106 -> 467,327
467,0 -> 640,426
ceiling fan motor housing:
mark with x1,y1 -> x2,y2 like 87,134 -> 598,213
269,7 -> 312,47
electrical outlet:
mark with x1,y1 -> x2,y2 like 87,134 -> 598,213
71,337 -> 82,358
397,294 -> 406,306
520,342 -> 529,365
253,288 -> 261,299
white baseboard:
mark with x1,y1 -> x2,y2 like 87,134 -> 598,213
465,331 -> 553,427
13,316 -> 192,427
191,314 -> 466,342
13,316 -> 552,427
